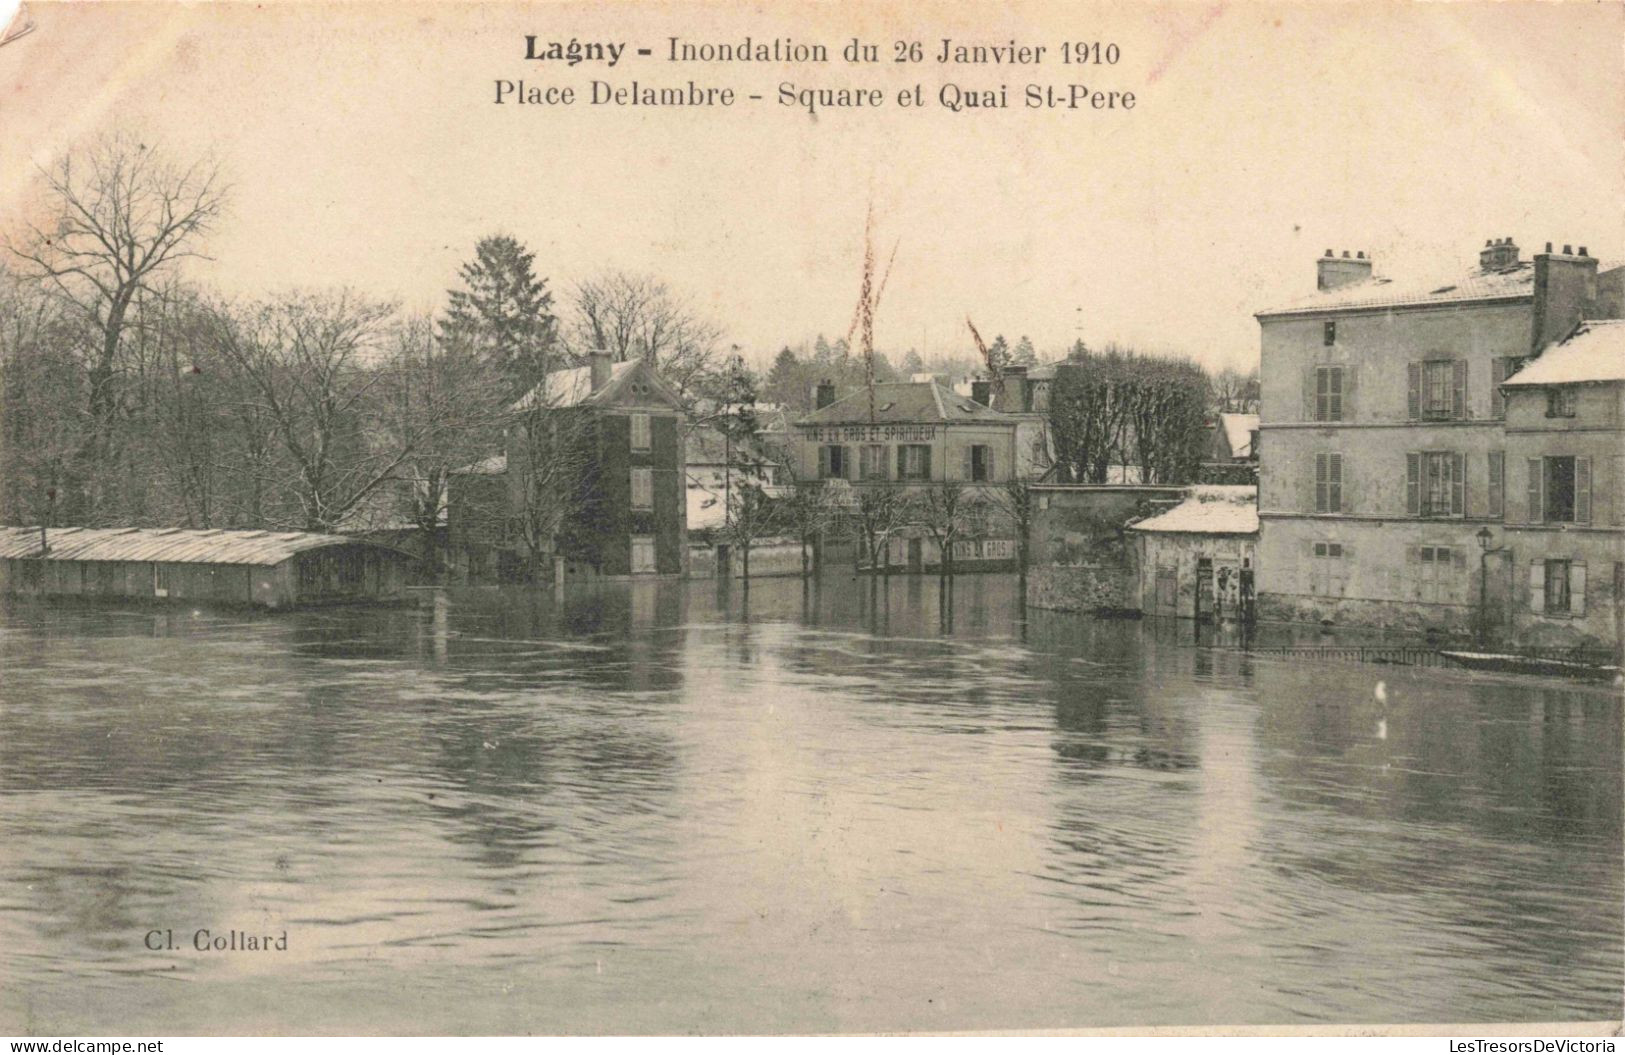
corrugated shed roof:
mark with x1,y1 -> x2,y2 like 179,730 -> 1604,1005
797,381 -> 1011,426
0,527 -> 394,565
1129,486 -> 1258,535
1503,320 -> 1625,387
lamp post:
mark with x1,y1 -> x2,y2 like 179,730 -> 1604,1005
1476,526 -> 1504,648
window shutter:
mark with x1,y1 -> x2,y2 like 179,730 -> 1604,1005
1616,455 -> 1625,526
1570,562 -> 1587,617
986,449 -> 996,483
1315,453 -> 1328,513
818,446 -> 831,478
1329,452 -> 1343,513
1529,561 -> 1545,613
1407,363 -> 1422,420
1344,364 -> 1358,422
1303,364 -> 1316,421
1527,458 -> 1543,524
844,446 -> 856,482
922,446 -> 933,481
1488,451 -> 1504,519
962,445 -> 973,481
1491,357 -> 1507,418
1406,453 -> 1420,516
1576,456 -> 1591,524
897,446 -> 906,479
1450,451 -> 1465,517
1452,359 -> 1468,419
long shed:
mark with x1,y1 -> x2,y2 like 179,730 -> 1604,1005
0,527 -> 411,608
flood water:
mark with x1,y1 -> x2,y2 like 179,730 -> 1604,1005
0,574 -> 1619,1034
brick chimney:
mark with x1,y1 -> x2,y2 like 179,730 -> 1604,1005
1317,249 -> 1373,292
1478,236 -> 1521,272
970,379 -> 992,407
589,349 -> 613,392
1531,243 -> 1599,352
1001,365 -> 1031,412
813,379 -> 836,410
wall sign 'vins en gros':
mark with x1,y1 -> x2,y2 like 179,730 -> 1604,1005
804,425 -> 938,443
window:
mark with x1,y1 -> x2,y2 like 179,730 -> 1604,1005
1323,320 -> 1337,346
859,444 -> 889,480
1545,388 -> 1576,419
967,444 -> 993,482
1309,541 -> 1348,596
630,412 -> 651,451
630,467 -> 653,510
1490,357 -> 1526,418
1488,451 -> 1504,519
631,536 -> 657,574
1314,366 -> 1344,422
1409,359 -> 1467,420
1407,451 -> 1464,518
1312,542 -> 1344,558
1314,452 -> 1343,513
819,445 -> 849,480
1536,455 -> 1591,524
897,444 -> 932,481
1417,546 -> 1459,604
1544,559 -> 1571,614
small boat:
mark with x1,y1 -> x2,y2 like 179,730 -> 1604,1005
1438,650 -> 1623,682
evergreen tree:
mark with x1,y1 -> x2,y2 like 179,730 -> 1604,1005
1011,336 -> 1037,367
441,235 -> 557,398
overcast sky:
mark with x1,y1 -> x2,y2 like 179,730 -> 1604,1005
4,1 -> 1620,373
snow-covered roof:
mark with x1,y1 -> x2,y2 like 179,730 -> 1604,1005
1218,413 -> 1259,458
1502,320 -> 1625,387
1129,486 -> 1258,535
1257,256 -> 1624,319
797,380 -> 1011,426
451,453 -> 507,476
0,526 -> 403,566
511,361 -> 636,410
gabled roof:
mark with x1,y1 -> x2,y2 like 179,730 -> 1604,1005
511,358 -> 684,411
1128,486 -> 1258,535
0,526 -> 396,565
1218,413 -> 1259,458
796,380 -> 1012,426
1503,320 -> 1625,387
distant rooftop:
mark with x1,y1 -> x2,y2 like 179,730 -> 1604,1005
1503,320 -> 1625,387
1218,413 -> 1259,458
1129,486 -> 1258,535
0,526 -> 390,565
512,361 -> 637,411
797,380 -> 1013,426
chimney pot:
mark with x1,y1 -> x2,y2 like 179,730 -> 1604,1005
1325,249 -> 1334,257
1545,242 -> 1553,253
589,349 -> 612,392
1341,250 -> 1350,258
814,379 -> 836,410
1579,246 -> 1588,257
1485,239 -> 1493,247
1563,245 -> 1573,255
1356,251 -> 1365,259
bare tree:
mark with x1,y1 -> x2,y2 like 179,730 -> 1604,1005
0,267 -> 83,542
718,481 -> 779,583
508,395 -> 596,583
208,291 -> 411,532
376,314 -> 507,577
568,271 -> 722,403
985,476 -> 1038,582
913,481 -> 984,590
849,484 -> 911,577
7,134 -> 225,485
780,473 -> 841,578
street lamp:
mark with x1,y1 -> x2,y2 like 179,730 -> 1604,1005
1476,526 -> 1504,647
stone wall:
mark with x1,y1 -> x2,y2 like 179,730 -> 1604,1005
1026,563 -> 1137,614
